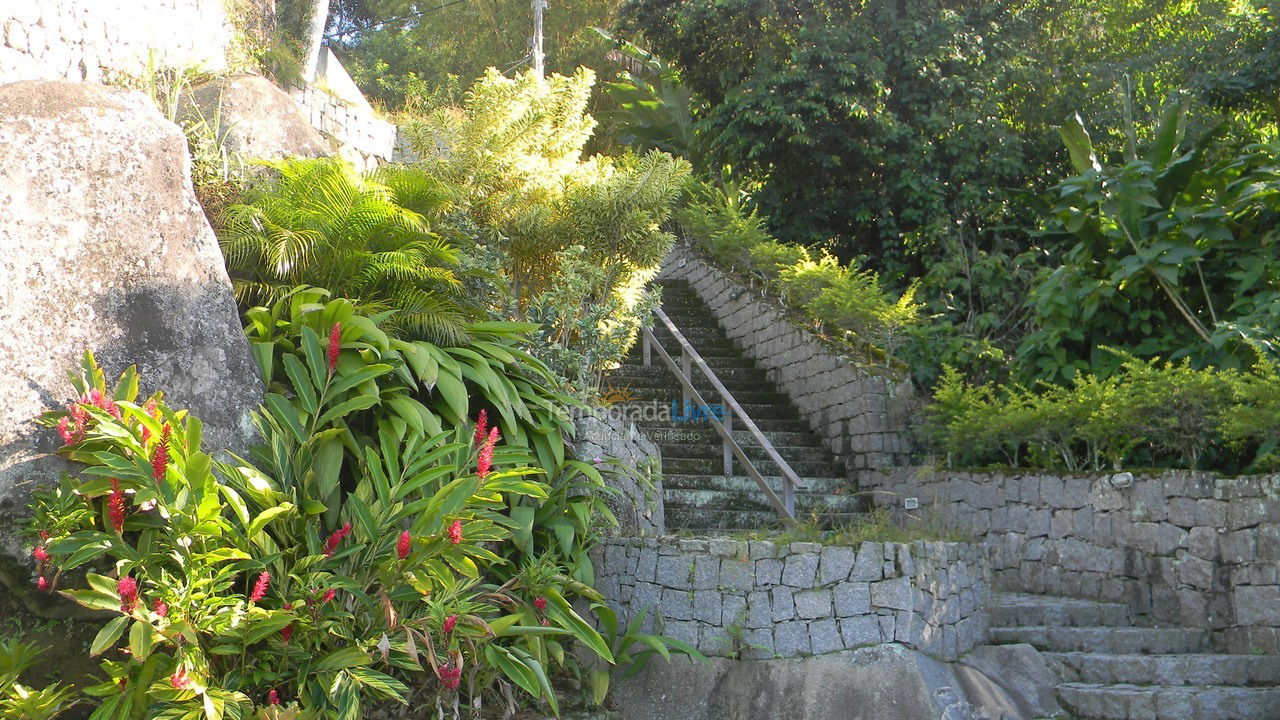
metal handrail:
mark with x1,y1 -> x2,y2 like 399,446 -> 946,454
641,306 -> 806,524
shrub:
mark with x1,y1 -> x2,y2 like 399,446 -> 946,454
0,639 -> 77,720
31,348 -> 615,718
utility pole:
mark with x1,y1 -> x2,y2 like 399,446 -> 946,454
531,0 -> 548,77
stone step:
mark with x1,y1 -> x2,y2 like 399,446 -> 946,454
620,355 -> 759,370
664,488 -> 863,514
615,401 -> 801,421
665,506 -> 868,531
607,386 -> 792,406
1056,682 -> 1280,720
610,364 -> 770,384
991,627 -> 1210,655
662,474 -> 848,494
604,373 -> 771,394
651,428 -> 825,448
663,455 -> 844,477
635,417 -> 814,433
993,593 -> 1132,628
1047,652 -> 1280,687
656,442 -> 835,466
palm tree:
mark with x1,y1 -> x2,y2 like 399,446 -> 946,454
218,157 -> 475,344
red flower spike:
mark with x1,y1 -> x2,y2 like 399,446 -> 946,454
327,322 -> 341,374
32,545 -> 49,564
322,588 -> 336,605
397,530 -> 411,560
476,427 -> 500,479
443,614 -> 457,634
57,417 -> 74,445
151,425 -> 170,483
152,599 -> 168,617
324,522 -> 352,557
533,596 -> 547,612
170,668 -> 191,690
437,661 -> 462,691
108,478 -> 127,534
117,576 -> 139,613
446,519 -> 462,545
249,571 -> 270,603
268,689 -> 280,706
280,624 -> 294,643
473,409 -> 488,447
36,576 -> 48,592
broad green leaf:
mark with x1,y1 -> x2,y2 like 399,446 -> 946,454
90,616 -> 130,656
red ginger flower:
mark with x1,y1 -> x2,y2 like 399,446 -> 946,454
170,667 -> 192,690
397,530 -> 411,560
437,661 -> 462,691
152,599 -> 168,617
32,545 -> 49,564
446,519 -> 462,545
108,478 -> 127,534
268,689 -> 280,706
151,424 -> 170,483
86,388 -> 121,419
443,614 -> 456,634
476,427 -> 499,479
249,571 -> 270,603
118,576 -> 139,613
36,576 -> 48,592
324,522 -> 352,557
473,410 -> 488,446
327,323 -> 341,374
58,405 -> 89,445
533,596 -> 547,612
281,624 -> 294,643
321,588 -> 336,605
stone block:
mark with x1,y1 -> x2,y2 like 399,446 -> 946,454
794,588 -> 833,619
1235,585 -> 1280,626
693,555 -> 719,590
719,559 -> 755,592
656,554 -> 693,590
693,590 -> 721,625
746,591 -> 772,628
708,537 -> 745,558
660,589 -> 693,620
819,545 -> 856,585
782,552 -> 820,587
839,616 -> 882,648
772,586 -> 796,622
740,628 -> 774,659
834,582 -> 872,616
871,576 -> 913,611
809,619 -> 843,654
851,542 -> 883,581
773,620 -> 812,656
756,557 -> 783,585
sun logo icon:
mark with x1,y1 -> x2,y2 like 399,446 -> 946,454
599,383 -> 637,406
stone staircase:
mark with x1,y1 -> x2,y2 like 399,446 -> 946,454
992,593 -> 1280,719
608,280 -> 862,533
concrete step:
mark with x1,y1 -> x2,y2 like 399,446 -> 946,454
610,364 -> 771,384
636,427 -> 824,448
1047,652 -> 1280,687
664,487 -> 863,514
662,474 -> 848,494
635,417 -> 814,433
621,354 -> 760,370
603,375 -> 773,396
663,455 -> 844,477
993,593 -> 1132,628
990,626 -> 1209,654
656,442 -> 835,466
1056,682 -> 1280,720
665,506 -> 868,531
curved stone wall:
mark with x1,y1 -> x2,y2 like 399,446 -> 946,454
592,536 -> 989,661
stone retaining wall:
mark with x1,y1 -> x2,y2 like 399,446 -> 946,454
592,536 -> 989,661
574,412 -> 664,536
292,48 -> 396,171
657,244 -> 913,472
0,1 -> 235,85
860,468 -> 1280,654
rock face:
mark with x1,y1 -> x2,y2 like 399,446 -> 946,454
610,644 -> 1042,720
0,81 -> 262,609
181,74 -> 329,162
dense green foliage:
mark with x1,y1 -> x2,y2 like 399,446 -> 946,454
922,353 -> 1280,473
401,69 -> 690,395
219,158 -> 476,345
0,639 -> 76,719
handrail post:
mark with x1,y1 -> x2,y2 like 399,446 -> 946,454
723,403 -> 733,476
680,351 -> 692,412
784,477 -> 795,518
642,328 -> 652,367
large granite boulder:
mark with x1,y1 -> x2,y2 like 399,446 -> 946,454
180,74 -> 329,162
0,80 -> 263,613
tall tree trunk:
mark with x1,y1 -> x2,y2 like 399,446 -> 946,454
302,0 -> 330,82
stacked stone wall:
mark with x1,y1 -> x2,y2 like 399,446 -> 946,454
292,85 -> 395,171
657,245 -> 913,472
593,536 -> 989,661
861,468 -> 1280,653
0,1 -> 235,85
574,412 -> 664,536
